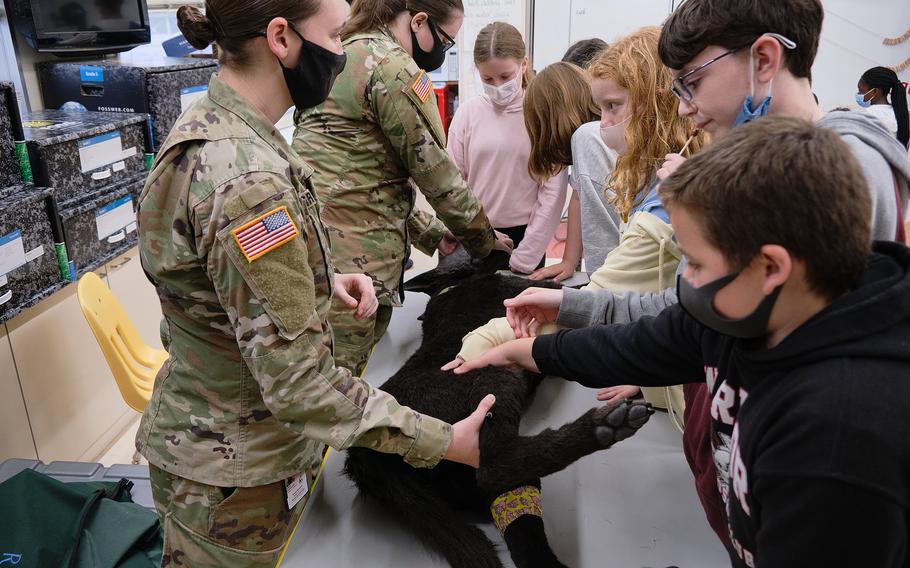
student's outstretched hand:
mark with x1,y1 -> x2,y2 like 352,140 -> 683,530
445,394 -> 496,468
450,338 -> 539,375
334,274 -> 378,320
441,356 -> 466,371
528,260 -> 575,282
657,153 -> 687,181
596,385 -> 642,405
504,287 -> 564,338
437,231 -> 459,257
493,230 -> 515,254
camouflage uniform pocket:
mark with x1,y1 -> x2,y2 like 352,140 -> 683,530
400,69 -> 446,149
151,465 -> 307,567
216,197 -> 316,342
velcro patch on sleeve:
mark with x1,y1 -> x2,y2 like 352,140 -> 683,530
231,206 -> 300,262
411,70 -> 433,104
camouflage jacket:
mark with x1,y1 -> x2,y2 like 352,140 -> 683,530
136,75 -> 451,487
293,30 -> 495,306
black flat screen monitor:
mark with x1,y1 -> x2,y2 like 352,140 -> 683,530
6,0 -> 152,56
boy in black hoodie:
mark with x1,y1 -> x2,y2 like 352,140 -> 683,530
453,117 -> 910,568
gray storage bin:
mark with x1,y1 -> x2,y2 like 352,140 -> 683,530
0,185 -> 66,323
0,458 -> 154,509
22,110 -> 148,203
59,174 -> 143,277
38,55 -> 217,152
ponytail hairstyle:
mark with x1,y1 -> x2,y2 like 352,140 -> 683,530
588,26 -> 706,221
524,62 -> 600,182
473,22 -> 533,89
860,66 -> 909,148
177,0 -> 322,68
343,0 -> 463,41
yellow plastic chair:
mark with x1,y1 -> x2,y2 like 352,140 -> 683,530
77,272 -> 166,414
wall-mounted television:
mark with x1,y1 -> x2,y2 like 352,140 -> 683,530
5,0 -> 151,56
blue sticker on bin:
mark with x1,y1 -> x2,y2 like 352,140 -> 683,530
80,65 -> 104,83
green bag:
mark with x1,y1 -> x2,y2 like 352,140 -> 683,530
0,469 -> 162,567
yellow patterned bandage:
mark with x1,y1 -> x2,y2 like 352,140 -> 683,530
490,485 -> 544,534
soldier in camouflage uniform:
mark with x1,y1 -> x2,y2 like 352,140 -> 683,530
137,2 -> 494,565
293,0 -> 513,376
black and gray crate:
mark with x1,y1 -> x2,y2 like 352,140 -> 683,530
22,109 -> 148,204
58,173 -> 144,277
38,55 -> 217,152
0,458 -> 154,509
0,185 -> 67,323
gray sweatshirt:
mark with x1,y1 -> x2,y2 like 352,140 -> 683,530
570,121 -> 620,270
557,110 -> 910,328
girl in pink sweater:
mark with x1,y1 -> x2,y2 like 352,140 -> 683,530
447,22 -> 567,274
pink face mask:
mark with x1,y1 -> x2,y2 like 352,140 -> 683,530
600,116 -> 631,154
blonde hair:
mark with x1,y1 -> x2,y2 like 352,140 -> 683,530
524,62 -> 600,182
473,22 -> 533,89
588,26 -> 705,220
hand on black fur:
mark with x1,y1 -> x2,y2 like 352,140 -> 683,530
593,399 -> 654,447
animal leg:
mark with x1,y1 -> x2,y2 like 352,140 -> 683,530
345,450 -> 502,568
486,483 -> 568,568
478,399 -> 653,488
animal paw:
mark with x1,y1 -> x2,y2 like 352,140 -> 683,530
593,399 -> 654,447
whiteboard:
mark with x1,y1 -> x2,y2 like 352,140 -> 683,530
457,0 -> 531,102
532,0 -> 672,70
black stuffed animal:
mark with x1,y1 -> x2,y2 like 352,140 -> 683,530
344,251 -> 653,568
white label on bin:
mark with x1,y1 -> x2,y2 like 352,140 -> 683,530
121,146 -> 138,159
95,195 -> 136,241
24,245 -> 44,262
125,221 -> 137,234
112,160 -> 126,172
180,85 -> 209,112
79,131 -> 124,174
0,230 -> 27,277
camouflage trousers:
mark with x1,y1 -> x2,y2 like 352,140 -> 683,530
149,464 -> 314,567
330,298 -> 393,376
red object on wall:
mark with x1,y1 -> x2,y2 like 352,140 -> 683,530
434,85 -> 451,134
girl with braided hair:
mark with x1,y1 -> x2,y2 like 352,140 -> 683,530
857,66 -> 909,148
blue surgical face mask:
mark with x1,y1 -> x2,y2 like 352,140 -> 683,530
733,50 -> 774,128
855,89 -> 874,108
732,33 -> 796,129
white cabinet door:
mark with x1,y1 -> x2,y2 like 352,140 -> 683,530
0,324 -> 37,461
6,267 -> 134,462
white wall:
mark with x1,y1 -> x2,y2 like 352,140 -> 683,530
814,0 -> 910,110
532,0 -> 673,70
531,0 -> 910,110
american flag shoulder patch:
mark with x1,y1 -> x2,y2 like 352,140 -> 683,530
411,70 -> 433,103
231,205 -> 300,262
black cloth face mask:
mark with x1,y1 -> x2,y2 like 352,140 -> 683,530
276,24 -> 347,110
677,272 -> 783,339
410,16 -> 449,72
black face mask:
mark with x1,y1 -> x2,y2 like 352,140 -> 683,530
676,272 -> 783,339
278,24 -> 347,110
410,17 -> 449,72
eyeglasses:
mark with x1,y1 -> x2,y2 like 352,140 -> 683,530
670,48 -> 739,103
670,33 -> 797,103
433,21 -> 456,51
